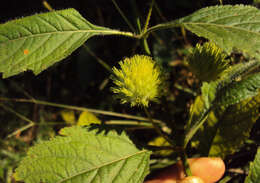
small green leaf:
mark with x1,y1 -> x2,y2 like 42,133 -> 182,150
245,148 -> 260,183
77,111 -> 101,126
0,9 -> 132,78
16,126 -> 150,183
60,110 -> 76,124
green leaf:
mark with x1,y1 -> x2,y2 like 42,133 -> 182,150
191,92 -> 260,158
15,126 -> 150,183
210,93 -> 260,157
215,73 -> 260,107
178,5 -> 260,57
202,60 -> 260,108
148,5 -> 260,58
77,111 -> 101,126
245,148 -> 260,183
185,60 -> 260,147
0,9 -> 133,78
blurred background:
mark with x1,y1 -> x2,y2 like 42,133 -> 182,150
0,0 -> 258,182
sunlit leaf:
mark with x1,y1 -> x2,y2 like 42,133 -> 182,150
16,126 -> 150,183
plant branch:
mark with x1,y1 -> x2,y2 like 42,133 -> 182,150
143,0 -> 155,33
111,0 -> 136,33
0,97 -> 165,125
180,151 -> 192,176
83,45 -> 113,74
144,108 -> 174,147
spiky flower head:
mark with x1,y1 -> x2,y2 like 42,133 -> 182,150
188,42 -> 230,82
111,55 -> 161,107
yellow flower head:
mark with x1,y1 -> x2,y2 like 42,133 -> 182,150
188,42 -> 230,82
111,55 -> 161,107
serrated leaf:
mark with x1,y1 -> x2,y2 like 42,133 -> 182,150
245,148 -> 260,183
192,92 -> 260,158
0,9 -> 131,78
185,60 -> 260,147
202,60 -> 260,107
16,126 -> 150,183
215,73 -> 260,107
77,111 -> 101,126
208,93 -> 260,157
149,5 -> 260,58
177,5 -> 260,57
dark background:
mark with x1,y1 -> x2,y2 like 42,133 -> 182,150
0,1 -> 258,182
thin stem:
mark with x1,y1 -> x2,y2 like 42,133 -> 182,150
0,104 -> 34,125
147,145 -> 183,152
143,0 -> 155,33
184,108 -> 211,148
7,123 -> 34,138
0,104 -> 35,138
130,0 -> 151,55
142,39 -> 151,55
140,22 -> 180,39
42,0 -> 54,11
144,107 -> 174,147
180,151 -> 192,176
105,120 -> 153,127
111,0 -> 136,33
154,2 -> 167,22
174,83 -> 197,96
141,0 -> 155,55
0,97 -> 164,124
83,45 -> 113,74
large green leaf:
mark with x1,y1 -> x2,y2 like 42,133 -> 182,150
0,9 -> 132,78
190,92 -> 260,158
148,5 -> 260,58
184,60 -> 260,146
15,126 -> 150,183
209,93 -> 260,157
245,148 -> 260,183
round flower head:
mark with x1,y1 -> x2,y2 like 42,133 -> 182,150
188,42 -> 230,82
111,55 -> 161,107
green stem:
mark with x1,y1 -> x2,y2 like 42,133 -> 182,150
7,123 -> 35,138
105,120 -> 153,127
142,39 -> 151,55
111,0 -> 136,33
140,22 -> 180,38
184,108 -> 211,148
143,0 -> 155,33
0,104 -> 35,138
141,0 -> 155,55
0,104 -> 34,125
0,97 -> 164,124
144,107 -> 174,147
83,45 -> 112,74
180,151 -> 192,176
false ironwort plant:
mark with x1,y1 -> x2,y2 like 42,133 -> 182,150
0,1 -> 260,183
